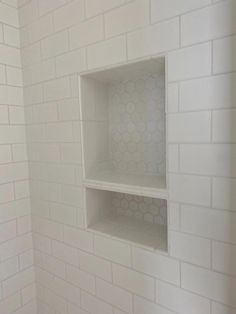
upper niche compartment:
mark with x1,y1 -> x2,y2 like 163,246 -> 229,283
80,58 -> 167,198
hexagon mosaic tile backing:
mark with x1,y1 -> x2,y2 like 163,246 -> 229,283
108,72 -> 165,176
111,192 -> 167,225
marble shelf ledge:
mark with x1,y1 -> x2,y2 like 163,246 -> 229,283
84,170 -> 168,199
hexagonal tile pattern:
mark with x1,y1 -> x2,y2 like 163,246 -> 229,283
111,192 -> 167,225
109,73 -> 165,176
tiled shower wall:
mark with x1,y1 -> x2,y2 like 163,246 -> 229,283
0,1 -> 36,313
16,0 -> 236,313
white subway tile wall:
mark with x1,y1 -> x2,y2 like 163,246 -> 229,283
0,0 -> 229,313
0,1 -> 35,313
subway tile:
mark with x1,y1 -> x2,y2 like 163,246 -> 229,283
58,98 -> 80,121
66,264 -> 95,294
0,256 -> 18,281
53,276 -> 81,306
181,263 -> 236,307
64,226 -> 93,252
81,291 -> 113,314
181,1 -> 236,46
0,105 -> 8,124
0,146 -> 12,164
31,103 -> 58,124
33,217 -> 63,241
169,174 -> 211,206
168,144 -> 179,172
56,49 -> 86,76
52,240 -> 78,266
43,77 -> 71,101
41,30 -> 69,59
9,107 -> 25,124
87,35 -> 126,69
181,205 -> 236,243
0,233 -> 32,261
0,199 -> 30,224
157,280 -> 210,314
0,293 -> 21,314
29,143 -> 60,163
18,0 -> 38,27
179,73 -> 236,111
12,144 -> 27,162
113,264 -> 155,300
212,241 -> 236,276
0,162 -> 28,184
35,266 -> 54,291
19,250 -> 34,270
168,112 -> 211,143
2,267 -> 35,298
53,0 -> 85,31
169,231 -> 211,267
6,66 -> 23,87
21,284 -> 36,305
86,0 -> 124,17
51,203 -> 77,226
0,86 -> 24,106
79,250 -> 112,282
0,220 -> 16,244
0,24 -> 2,43
35,251 -> 66,279
180,144 -> 236,176
29,14 -> 53,43
0,126 -> 26,144
168,202 -> 180,231
105,0 -> 149,37
132,247 -> 180,285
38,0 -> 67,16
134,295 -> 175,314
37,283 -> 67,313
0,2 -> 19,27
213,35 -> 236,74
0,64 -> 6,84
3,25 -> 20,47
30,162 -> 76,184
17,215 -> 31,234
212,302 -> 236,314
96,278 -> 133,313
168,83 -> 179,113
33,233 -> 51,255
61,185 -> 82,207
67,303 -> 88,314
69,16 -> 104,49
94,235 -> 131,266
61,143 -> 82,164
21,42 -> 41,67
128,18 -> 179,60
24,84 -> 43,105
24,59 -> 55,85
168,43 -> 211,81
151,0 -> 210,23
213,109 -> 236,143
212,177 -> 236,210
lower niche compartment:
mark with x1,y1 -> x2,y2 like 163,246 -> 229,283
85,188 -> 168,251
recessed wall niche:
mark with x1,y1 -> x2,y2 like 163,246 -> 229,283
80,57 -> 168,251
85,188 -> 167,251
80,57 -> 166,197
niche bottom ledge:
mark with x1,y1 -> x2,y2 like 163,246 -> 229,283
88,215 -> 167,251
84,170 -> 167,199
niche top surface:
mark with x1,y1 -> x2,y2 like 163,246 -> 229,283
84,170 -> 167,199
88,214 -> 167,251
81,57 -> 165,83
